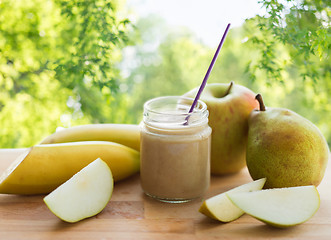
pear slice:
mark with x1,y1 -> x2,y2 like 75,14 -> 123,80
199,178 -> 266,222
227,185 -> 320,228
44,158 -> 113,223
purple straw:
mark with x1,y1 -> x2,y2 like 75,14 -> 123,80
188,23 -> 231,114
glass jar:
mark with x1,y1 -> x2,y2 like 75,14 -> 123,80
140,96 -> 212,203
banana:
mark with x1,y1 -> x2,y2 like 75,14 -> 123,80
40,124 -> 141,151
0,141 -> 140,195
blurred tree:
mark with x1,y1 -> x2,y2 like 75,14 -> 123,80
121,8 -> 330,146
0,0 -> 130,147
120,15 -> 213,121
244,0 -> 330,144
1,0 -> 330,148
120,16 -> 262,124
246,0 -> 330,84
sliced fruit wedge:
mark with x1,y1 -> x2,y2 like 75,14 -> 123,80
199,178 -> 266,222
227,185 -> 320,228
44,158 -> 114,223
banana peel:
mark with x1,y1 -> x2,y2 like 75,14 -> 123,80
0,141 -> 140,195
40,124 -> 141,152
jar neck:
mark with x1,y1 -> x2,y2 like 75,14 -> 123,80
143,96 -> 209,133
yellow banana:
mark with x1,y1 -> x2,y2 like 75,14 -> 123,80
40,124 -> 141,151
0,141 -> 140,195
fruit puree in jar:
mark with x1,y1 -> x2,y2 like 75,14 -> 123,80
140,96 -> 211,203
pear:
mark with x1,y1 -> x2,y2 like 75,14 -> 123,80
246,94 -> 329,188
227,185 -> 320,228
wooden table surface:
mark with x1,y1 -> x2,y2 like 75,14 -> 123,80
0,149 -> 330,240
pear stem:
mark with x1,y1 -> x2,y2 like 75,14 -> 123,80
224,81 -> 234,96
255,94 -> 266,111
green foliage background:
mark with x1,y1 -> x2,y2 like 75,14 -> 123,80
0,0 -> 330,148
0,0 -> 131,147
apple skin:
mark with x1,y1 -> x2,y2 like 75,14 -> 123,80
184,82 -> 258,174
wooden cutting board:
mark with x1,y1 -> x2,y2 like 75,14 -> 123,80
0,148 -> 330,239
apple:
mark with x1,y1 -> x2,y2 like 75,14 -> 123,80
227,185 -> 320,228
184,82 -> 258,174
43,158 -> 114,223
199,178 -> 266,222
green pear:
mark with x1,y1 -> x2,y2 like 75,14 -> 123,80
246,94 -> 330,188
184,82 -> 259,174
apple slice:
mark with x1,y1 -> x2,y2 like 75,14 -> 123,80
44,158 -> 113,223
199,178 -> 266,222
227,185 -> 320,228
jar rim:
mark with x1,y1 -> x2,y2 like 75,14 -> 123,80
143,96 -> 209,128
144,96 -> 207,115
